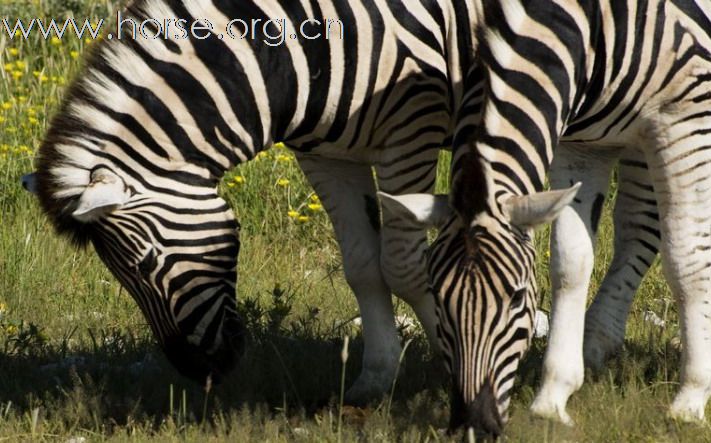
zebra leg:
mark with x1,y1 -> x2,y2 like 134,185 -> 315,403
644,118 -> 711,421
376,152 -> 440,352
531,144 -> 619,425
583,150 -> 660,369
296,154 -> 402,404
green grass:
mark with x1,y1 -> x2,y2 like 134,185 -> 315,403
1,0 -> 709,441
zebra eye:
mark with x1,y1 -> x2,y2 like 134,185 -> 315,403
510,288 -> 527,310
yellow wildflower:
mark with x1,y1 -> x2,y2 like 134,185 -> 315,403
287,210 -> 299,219
276,154 -> 291,162
233,175 -> 245,184
276,178 -> 289,187
85,37 -> 92,44
70,50 -> 79,59
297,215 -> 310,223
33,70 -> 40,77
2,102 -> 12,110
17,96 -> 26,102
11,70 -> 23,79
308,203 -> 323,212
14,60 -> 25,69
256,151 -> 268,159
309,194 -> 320,203
273,142 -> 286,150
226,182 -> 235,188
50,37 -> 61,45
28,117 -> 38,125
39,74 -> 48,83
3,63 -> 13,72
8,48 -> 19,56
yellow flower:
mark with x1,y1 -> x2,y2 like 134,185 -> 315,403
28,117 -> 38,125
297,215 -> 310,223
2,102 -> 12,110
226,182 -> 235,188
276,154 -> 291,163
85,37 -> 92,45
256,151 -> 268,160
33,70 -> 40,77
0,302 -> 6,314
287,210 -> 299,219
308,203 -> 323,212
14,30 -> 21,37
14,60 -> 25,70
276,178 -> 290,187
50,37 -> 61,46
3,63 -> 13,72
17,96 -> 26,102
8,48 -> 18,56
5,325 -> 18,335
18,145 -> 30,153
309,194 -> 320,203
11,70 -> 23,79
273,142 -> 286,150
70,50 -> 79,59
39,74 -> 48,83
233,175 -> 245,184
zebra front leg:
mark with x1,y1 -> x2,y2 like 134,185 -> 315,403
376,151 -> 441,352
297,154 -> 402,404
645,116 -> 711,421
584,150 -> 660,369
531,144 -> 619,425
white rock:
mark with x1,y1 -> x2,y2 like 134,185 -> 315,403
534,310 -> 549,338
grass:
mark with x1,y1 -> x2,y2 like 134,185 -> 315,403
0,0 -> 709,441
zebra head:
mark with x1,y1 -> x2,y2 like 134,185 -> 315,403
380,182 -> 579,437
32,134 -> 245,386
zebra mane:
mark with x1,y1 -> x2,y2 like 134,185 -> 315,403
35,0 -> 221,247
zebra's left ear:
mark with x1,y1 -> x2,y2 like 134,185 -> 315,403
503,182 -> 582,230
72,168 -> 131,223
378,192 -> 453,228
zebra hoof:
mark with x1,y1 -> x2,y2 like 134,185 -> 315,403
530,399 -> 574,427
669,392 -> 707,423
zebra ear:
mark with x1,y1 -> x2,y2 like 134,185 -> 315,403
72,169 -> 130,223
378,192 -> 452,228
21,173 -> 38,194
503,182 -> 582,230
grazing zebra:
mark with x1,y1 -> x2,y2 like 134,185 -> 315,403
385,0 -> 711,436
26,0 -> 659,417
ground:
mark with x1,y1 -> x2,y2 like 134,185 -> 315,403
0,0 -> 709,441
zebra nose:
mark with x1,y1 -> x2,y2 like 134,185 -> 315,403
464,382 -> 503,438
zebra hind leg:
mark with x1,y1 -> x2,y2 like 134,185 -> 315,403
583,150 -> 660,369
297,154 -> 402,405
530,144 -> 619,425
644,113 -> 711,422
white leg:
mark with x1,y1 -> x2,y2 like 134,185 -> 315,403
297,154 -> 401,404
584,150 -> 660,368
376,150 -> 441,352
531,144 -> 618,424
643,116 -> 711,421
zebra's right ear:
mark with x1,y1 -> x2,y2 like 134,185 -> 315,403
378,192 -> 452,228
72,168 -> 130,223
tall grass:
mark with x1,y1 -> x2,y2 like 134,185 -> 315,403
0,0 -> 707,441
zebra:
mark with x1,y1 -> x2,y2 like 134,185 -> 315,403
384,0 -> 711,437
25,0 -> 659,414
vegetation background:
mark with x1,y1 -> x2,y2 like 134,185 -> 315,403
0,0 -> 707,441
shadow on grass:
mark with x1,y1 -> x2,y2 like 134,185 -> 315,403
0,324 -> 448,434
